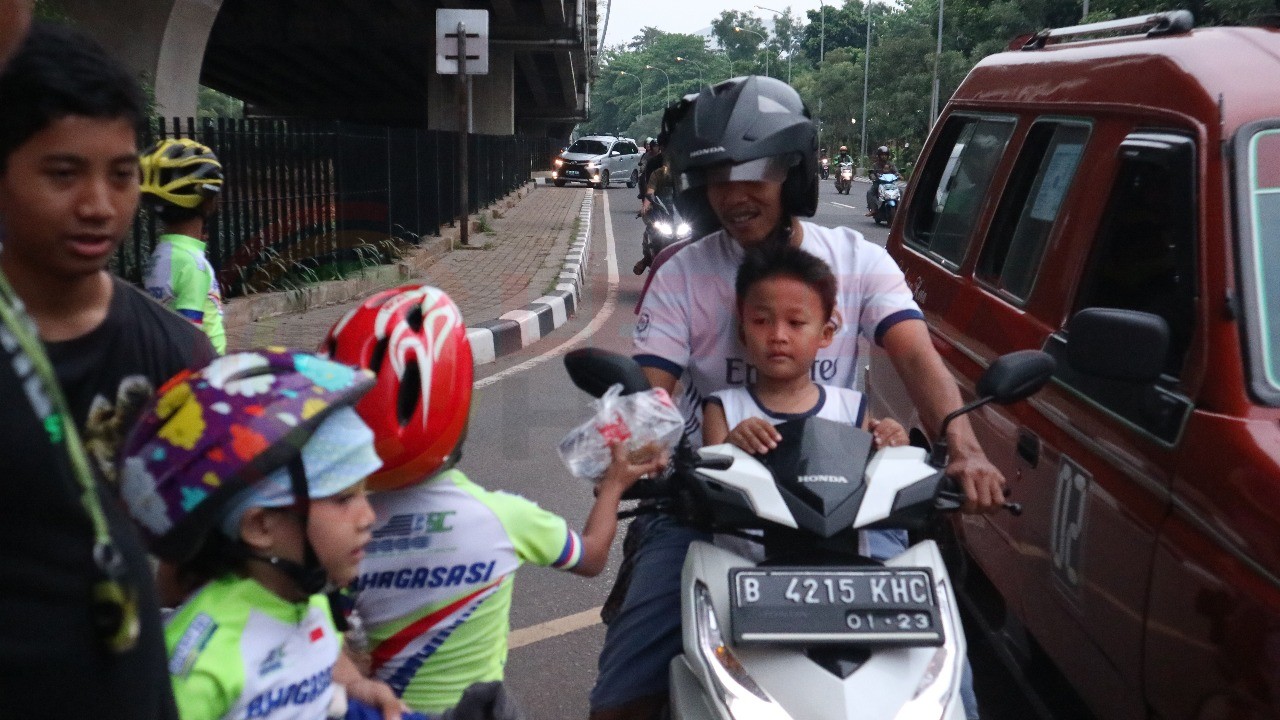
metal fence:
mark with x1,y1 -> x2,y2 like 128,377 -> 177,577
114,117 -> 557,298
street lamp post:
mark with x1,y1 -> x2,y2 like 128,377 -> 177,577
734,26 -> 769,78
929,0 -> 944,128
675,56 -> 704,90
818,0 -> 826,148
617,70 -> 643,118
860,4 -> 873,159
644,64 -> 671,106
754,5 -> 794,84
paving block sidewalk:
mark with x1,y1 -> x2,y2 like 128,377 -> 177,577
225,183 -> 590,353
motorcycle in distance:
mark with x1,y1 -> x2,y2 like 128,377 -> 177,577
871,172 -> 902,226
564,348 -> 1056,720
820,157 -> 830,180
834,161 -> 854,195
640,194 -> 694,274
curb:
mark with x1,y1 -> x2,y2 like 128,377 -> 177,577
465,190 -> 593,366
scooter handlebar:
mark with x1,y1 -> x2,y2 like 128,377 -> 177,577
935,476 -> 1021,515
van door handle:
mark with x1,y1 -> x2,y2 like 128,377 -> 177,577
1016,429 -> 1040,468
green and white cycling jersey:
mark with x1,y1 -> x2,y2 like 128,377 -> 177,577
352,469 -> 582,714
145,233 -> 226,354
165,575 -> 340,720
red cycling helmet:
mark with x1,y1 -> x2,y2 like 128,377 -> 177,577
323,284 -> 473,491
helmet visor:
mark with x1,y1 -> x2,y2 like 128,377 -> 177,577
679,154 -> 796,191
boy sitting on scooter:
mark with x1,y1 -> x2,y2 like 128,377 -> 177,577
323,285 -> 666,717
701,245 -> 910,554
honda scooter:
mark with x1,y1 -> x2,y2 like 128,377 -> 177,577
834,162 -> 854,194
871,172 -> 901,225
638,194 -> 693,275
565,348 -> 1055,720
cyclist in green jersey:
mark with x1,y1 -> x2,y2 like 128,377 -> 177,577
323,285 -> 666,716
118,349 -> 409,720
141,138 -> 227,353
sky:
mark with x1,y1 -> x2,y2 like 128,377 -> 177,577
599,0 -> 831,50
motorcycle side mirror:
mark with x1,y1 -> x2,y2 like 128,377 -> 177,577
975,349 -> 1057,405
930,350 -> 1056,466
564,348 -> 653,398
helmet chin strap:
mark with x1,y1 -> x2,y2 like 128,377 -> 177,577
247,455 -> 331,597
763,217 -> 794,251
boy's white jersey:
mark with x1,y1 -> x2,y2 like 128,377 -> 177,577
633,221 -> 921,444
707,384 -> 867,430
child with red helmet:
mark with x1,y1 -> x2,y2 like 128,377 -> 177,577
117,348 -> 412,720
323,285 -> 664,716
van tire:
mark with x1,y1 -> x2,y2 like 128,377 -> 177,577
595,170 -> 609,189
554,179 -> 566,187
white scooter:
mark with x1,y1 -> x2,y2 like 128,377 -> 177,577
565,348 -> 1055,720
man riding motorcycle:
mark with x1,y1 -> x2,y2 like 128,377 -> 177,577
836,145 -> 854,165
590,75 -> 1004,720
865,145 -> 899,216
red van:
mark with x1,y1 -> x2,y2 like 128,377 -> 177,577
868,12 -> 1280,719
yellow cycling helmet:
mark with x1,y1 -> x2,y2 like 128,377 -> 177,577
139,138 -> 223,210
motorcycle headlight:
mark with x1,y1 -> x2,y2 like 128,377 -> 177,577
892,576 -> 962,720
676,222 -> 693,239
653,221 -> 674,237
691,583 -> 792,720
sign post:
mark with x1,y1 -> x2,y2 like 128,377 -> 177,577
437,10 -> 489,246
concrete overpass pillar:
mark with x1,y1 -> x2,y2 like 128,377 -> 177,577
57,0 -> 223,119
427,47 -> 514,135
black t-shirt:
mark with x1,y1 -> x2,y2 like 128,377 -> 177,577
0,276 -> 214,719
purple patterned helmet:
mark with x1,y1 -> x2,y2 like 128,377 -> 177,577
118,348 -> 375,563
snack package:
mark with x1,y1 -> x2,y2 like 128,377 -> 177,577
558,383 -> 683,481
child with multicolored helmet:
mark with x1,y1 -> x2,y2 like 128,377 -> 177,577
140,138 -> 227,354
117,347 -> 415,720
323,285 -> 665,717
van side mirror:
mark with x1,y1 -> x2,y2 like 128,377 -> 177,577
1066,308 -> 1168,383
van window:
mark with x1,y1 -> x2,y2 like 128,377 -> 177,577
906,116 -> 1015,267
1051,132 -> 1197,444
977,122 -> 1090,301
1239,124 -> 1280,404
1075,133 -> 1197,378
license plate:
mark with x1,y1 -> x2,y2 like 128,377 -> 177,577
565,170 -> 580,176
730,567 -> 943,645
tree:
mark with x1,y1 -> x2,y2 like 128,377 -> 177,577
712,10 -> 769,69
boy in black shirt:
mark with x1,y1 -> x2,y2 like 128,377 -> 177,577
0,20 -> 214,720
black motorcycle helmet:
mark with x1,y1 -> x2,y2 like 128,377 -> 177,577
665,76 -> 819,219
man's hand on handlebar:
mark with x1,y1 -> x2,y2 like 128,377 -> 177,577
945,452 -> 1008,514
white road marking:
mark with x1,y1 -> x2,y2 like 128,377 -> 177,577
474,192 -> 621,647
509,606 -> 605,649
474,189 -> 619,389
831,201 -> 859,209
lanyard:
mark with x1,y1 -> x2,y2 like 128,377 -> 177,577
0,269 -> 138,652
